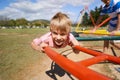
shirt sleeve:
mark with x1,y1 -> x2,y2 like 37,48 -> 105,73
68,33 -> 78,46
69,33 -> 77,41
33,32 -> 51,45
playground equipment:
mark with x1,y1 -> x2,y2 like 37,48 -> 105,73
44,6 -> 120,80
75,16 -> 120,36
75,36 -> 120,41
71,31 -> 120,41
45,52 -> 74,80
74,6 -> 120,36
44,46 -> 120,80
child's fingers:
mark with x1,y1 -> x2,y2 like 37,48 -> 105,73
40,42 -> 48,52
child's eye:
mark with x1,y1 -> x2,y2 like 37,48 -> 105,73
52,32 -> 57,35
60,33 -> 66,36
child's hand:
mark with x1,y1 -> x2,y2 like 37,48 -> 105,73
72,48 -> 80,54
109,30 -> 120,36
90,27 -> 97,33
39,42 -> 48,52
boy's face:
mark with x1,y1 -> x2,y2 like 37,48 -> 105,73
101,0 -> 110,6
51,29 -> 68,47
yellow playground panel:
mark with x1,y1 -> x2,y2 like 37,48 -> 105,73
75,27 -> 120,36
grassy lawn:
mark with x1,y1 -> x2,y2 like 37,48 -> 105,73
0,28 -> 49,80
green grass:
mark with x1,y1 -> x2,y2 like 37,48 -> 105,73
0,28 -> 49,80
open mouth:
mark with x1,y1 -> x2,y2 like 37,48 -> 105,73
54,40 -> 63,46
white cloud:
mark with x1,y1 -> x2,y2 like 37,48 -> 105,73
0,0 -> 95,21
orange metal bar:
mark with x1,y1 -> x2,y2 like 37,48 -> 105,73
44,46 -> 112,80
88,6 -> 111,28
97,17 -> 111,28
85,6 -> 96,26
74,45 -> 120,64
89,12 -> 96,26
106,55 -> 120,64
77,55 -> 108,67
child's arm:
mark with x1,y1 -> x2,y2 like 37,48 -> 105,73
91,15 -> 104,32
71,39 -> 81,54
31,42 -> 41,52
31,41 -> 48,52
69,33 -> 83,54
31,32 -> 51,52
110,14 -> 120,35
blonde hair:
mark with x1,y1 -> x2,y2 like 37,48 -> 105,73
50,12 -> 72,33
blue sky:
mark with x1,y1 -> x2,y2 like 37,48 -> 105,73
0,0 -> 103,22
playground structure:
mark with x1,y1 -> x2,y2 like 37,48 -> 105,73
44,46 -> 120,80
44,5 -> 120,80
44,6 -> 120,80
74,6 -> 120,36
75,35 -> 120,41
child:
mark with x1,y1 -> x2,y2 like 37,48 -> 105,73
31,12 -> 82,54
92,0 -> 120,53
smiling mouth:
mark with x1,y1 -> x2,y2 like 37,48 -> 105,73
54,40 -> 63,46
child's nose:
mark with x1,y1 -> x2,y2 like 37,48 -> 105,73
56,35 -> 61,39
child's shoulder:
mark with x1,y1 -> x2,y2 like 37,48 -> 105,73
40,32 -> 51,38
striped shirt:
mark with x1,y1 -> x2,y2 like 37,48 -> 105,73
100,0 -> 120,27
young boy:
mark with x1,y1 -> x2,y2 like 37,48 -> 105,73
92,0 -> 120,53
31,12 -> 82,54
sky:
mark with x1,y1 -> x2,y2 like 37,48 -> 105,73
0,0 -> 103,22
